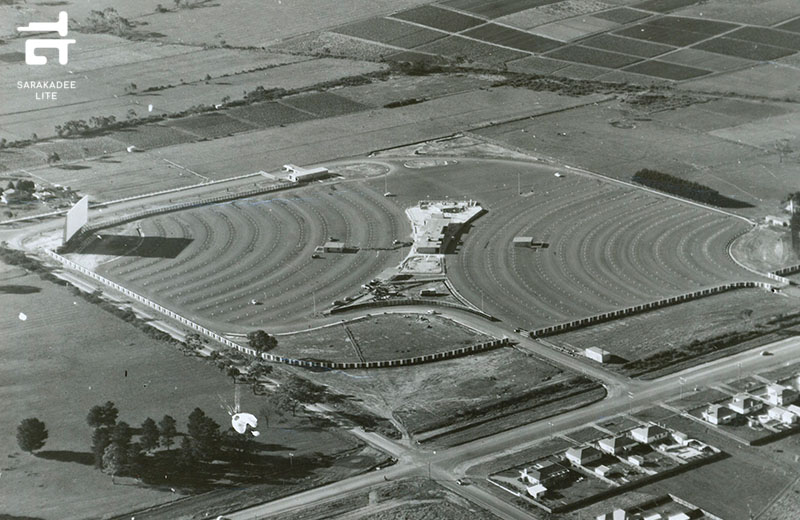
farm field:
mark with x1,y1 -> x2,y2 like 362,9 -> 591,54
0,53 -> 383,142
495,0 -> 618,29
391,5 -> 485,32
296,345 -> 600,444
273,314 -> 492,364
86,179 -> 408,330
0,262 -> 382,520
473,99 -> 798,214
549,289 -> 800,371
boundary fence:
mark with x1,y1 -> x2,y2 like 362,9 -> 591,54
70,181 -> 296,242
330,296 -> 494,320
44,250 -> 507,369
529,281 -> 774,338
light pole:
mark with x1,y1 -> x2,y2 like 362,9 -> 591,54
679,376 -> 686,400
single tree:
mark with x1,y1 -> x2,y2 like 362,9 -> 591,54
158,415 -> 178,450
227,366 -> 240,383
91,428 -> 111,469
111,421 -> 132,450
102,442 -> 125,480
87,401 -> 118,429
186,408 -> 220,461
126,442 -> 145,478
16,418 -> 48,453
247,330 -> 277,352
140,418 -> 160,452
176,436 -> 196,470
776,139 -> 793,163
184,332 -> 204,353
46,152 -> 60,164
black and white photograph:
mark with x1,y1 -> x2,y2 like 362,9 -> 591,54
2,1 -> 800,519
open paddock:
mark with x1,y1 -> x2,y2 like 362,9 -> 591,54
496,1 -> 618,29
441,0 -> 561,19
274,314 -> 491,363
693,36 -> 797,61
0,265 -> 378,520
281,92 -> 373,118
462,23 -> 562,53
549,289 -> 799,367
623,59 -> 711,80
544,44 -> 642,68
88,180 -> 407,329
294,345 -> 593,441
165,113 -> 258,139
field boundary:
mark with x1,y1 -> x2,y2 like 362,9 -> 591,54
529,282 -> 775,338
44,249 -> 509,370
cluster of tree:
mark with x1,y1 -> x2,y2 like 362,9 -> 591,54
55,116 -> 119,138
246,329 -> 278,352
82,8 -> 135,36
632,169 -> 720,204
6,180 -> 35,192
243,86 -> 288,104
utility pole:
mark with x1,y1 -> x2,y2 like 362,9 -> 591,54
518,172 -> 521,195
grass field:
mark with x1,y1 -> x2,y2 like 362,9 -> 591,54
276,479 -> 501,520
0,262 -> 382,520
273,314 -> 491,363
294,345 -> 596,441
550,289 -> 800,375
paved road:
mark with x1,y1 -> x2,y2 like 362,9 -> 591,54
225,332 -> 800,520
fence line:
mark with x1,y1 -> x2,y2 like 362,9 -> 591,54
330,296 -> 494,320
773,264 -> 800,277
73,181 -> 296,240
44,249 -> 507,369
529,281 -> 774,338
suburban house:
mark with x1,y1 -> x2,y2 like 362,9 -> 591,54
631,424 -> 670,444
766,384 -> 798,406
768,407 -> 799,425
729,394 -> 763,415
598,435 -> 638,455
565,446 -> 603,466
702,404 -> 735,425
520,461 -> 569,486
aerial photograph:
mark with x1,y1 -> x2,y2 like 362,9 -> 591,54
2,0 -> 800,519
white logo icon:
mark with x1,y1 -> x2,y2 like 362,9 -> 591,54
17,11 -> 75,65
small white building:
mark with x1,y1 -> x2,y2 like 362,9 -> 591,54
585,347 -> 612,363
768,406 -> 798,425
565,446 -> 602,466
767,384 -> 798,406
284,164 -> 329,183
631,424 -> 670,444
513,236 -> 533,247
729,394 -> 763,415
702,404 -> 735,425
526,483 -> 547,499
766,215 -> 790,227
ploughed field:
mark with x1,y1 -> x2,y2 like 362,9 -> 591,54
92,181 -> 408,329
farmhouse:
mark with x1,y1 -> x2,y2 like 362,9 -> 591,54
766,384 -> 798,406
598,435 -> 637,455
702,404 -> 735,425
520,461 -> 569,486
729,394 -> 763,415
283,164 -> 329,183
766,215 -> 790,227
631,424 -> 670,444
565,446 -> 602,466
585,347 -> 612,363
